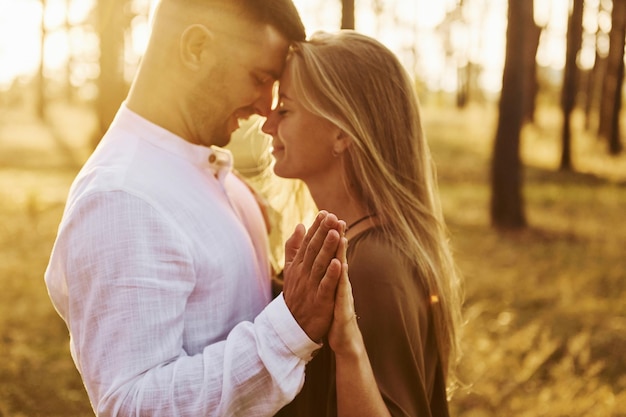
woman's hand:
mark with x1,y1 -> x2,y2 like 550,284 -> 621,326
328,234 -> 364,356
328,261 -> 363,355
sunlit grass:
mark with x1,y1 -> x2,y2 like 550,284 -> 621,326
0,184 -> 92,416
0,103 -> 94,416
1,99 -> 625,416
423,102 -> 626,417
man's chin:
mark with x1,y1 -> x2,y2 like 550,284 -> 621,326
214,115 -> 252,147
210,127 -> 236,148
212,134 -> 232,148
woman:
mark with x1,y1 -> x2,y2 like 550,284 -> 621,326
262,31 -> 463,417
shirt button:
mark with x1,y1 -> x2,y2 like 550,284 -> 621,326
208,154 -> 217,163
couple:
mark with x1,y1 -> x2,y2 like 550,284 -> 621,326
44,0 -> 463,416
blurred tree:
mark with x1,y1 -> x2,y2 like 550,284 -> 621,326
598,0 -> 625,154
522,13 -> 541,123
64,0 -> 73,101
437,4 -> 474,109
437,0 -> 493,108
95,0 -> 131,142
490,0 -> 531,229
436,5 -> 471,108
341,0 -> 355,29
36,0 -> 48,120
560,0 -> 584,171
457,0 -> 468,108
583,0 -> 609,131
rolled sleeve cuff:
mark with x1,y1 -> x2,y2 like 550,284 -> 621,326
265,293 -> 322,362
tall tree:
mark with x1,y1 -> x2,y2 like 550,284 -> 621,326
598,0 -> 625,154
36,0 -> 48,119
341,0 -> 355,29
95,0 -> 130,142
522,18 -> 541,123
560,0 -> 584,170
584,0 -> 608,131
64,0 -> 74,101
490,0 -> 531,229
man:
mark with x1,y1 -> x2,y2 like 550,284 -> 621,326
44,1 -> 344,415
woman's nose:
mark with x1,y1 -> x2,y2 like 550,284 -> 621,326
261,111 -> 277,135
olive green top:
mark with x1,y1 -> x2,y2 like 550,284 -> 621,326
276,227 -> 449,417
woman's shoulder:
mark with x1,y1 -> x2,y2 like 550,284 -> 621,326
347,226 -> 429,305
347,227 -> 407,271
347,228 -> 416,288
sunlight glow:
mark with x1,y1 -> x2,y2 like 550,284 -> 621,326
292,0 -> 508,92
0,0 -> 97,89
0,0 -> 575,94
130,14 -> 151,57
536,0 -> 569,70
0,0 -> 41,89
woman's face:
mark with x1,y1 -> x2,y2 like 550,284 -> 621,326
262,61 -> 341,184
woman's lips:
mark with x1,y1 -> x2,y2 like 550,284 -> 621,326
271,143 -> 284,155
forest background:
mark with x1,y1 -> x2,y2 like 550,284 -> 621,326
0,0 -> 625,416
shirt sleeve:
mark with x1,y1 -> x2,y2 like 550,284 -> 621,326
45,190 -> 319,417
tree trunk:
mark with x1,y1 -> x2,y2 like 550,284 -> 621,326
341,0 -> 355,29
490,0 -> 530,229
606,0 -> 625,154
36,0 -> 47,120
608,61 -> 624,154
457,64 -> 469,108
598,0 -> 626,154
584,0 -> 607,131
95,0 -> 129,143
523,19 -> 541,123
64,0 -> 73,101
560,0 -> 584,171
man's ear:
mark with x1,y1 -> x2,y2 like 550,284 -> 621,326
179,24 -> 214,71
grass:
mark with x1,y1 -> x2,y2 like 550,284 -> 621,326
0,102 -> 95,417
424,103 -> 626,417
1,99 -> 625,416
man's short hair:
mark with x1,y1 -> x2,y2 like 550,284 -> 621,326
240,0 -> 306,42
182,0 -> 306,42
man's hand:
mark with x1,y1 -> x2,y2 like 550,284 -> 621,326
282,211 -> 345,343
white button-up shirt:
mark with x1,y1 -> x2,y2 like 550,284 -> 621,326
45,105 -> 319,416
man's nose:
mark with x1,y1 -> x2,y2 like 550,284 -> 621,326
254,82 -> 275,117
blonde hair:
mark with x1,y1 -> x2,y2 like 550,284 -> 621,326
288,30 -> 464,391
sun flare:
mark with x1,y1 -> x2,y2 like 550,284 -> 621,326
0,0 -> 572,94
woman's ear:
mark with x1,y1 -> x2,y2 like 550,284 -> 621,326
333,129 -> 353,156
179,24 -> 215,71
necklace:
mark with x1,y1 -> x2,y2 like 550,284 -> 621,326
346,214 -> 376,231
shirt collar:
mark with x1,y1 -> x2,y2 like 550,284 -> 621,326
112,103 -> 233,181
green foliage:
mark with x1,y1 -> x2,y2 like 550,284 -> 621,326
0,102 -> 624,416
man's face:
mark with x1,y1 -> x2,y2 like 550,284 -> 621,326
193,21 -> 290,148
